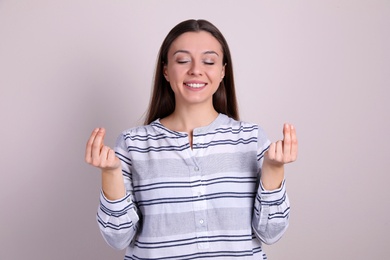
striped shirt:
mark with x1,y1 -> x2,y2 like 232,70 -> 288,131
97,114 -> 290,260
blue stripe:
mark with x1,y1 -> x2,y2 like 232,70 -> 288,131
116,152 -> 132,166
134,234 -> 254,249
193,125 -> 258,137
97,214 -> 134,231
122,169 -> 131,178
127,144 -> 190,153
124,133 -> 166,141
151,122 -> 187,137
255,191 -> 287,206
257,145 -> 270,161
254,193 -> 287,218
133,177 -> 257,192
268,207 -> 290,220
193,137 -> 257,149
137,192 -> 256,207
99,203 -> 134,217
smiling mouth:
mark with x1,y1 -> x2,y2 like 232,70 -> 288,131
185,83 -> 206,88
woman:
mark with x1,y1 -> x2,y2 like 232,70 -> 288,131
85,19 -> 298,259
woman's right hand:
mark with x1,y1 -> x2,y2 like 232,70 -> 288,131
85,128 -> 121,172
85,128 -> 126,200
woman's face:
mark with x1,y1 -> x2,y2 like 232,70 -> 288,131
163,31 -> 225,109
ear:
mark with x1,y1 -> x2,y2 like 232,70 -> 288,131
220,63 -> 226,81
163,65 -> 169,82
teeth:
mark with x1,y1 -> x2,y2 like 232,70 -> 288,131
186,83 -> 205,88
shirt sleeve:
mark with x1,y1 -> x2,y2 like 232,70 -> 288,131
96,132 -> 141,250
252,126 -> 290,245
252,180 -> 290,244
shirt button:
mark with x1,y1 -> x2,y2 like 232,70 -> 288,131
197,192 -> 202,197
199,219 -> 204,224
194,166 -> 199,171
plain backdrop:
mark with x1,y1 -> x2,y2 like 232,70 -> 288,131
1,0 -> 389,259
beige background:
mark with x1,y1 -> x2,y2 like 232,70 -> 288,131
1,0 -> 389,259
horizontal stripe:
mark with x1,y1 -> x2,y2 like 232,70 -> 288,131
257,145 -> 270,161
193,137 -> 257,149
150,122 -> 187,137
133,176 -> 256,192
124,132 -> 168,141
134,234 -> 254,249
268,207 -> 290,220
193,125 -> 258,137
255,191 -> 287,207
127,144 -> 191,153
137,192 -> 256,207
97,214 -> 134,231
116,151 -> 132,166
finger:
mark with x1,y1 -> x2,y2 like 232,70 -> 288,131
85,128 -> 99,164
91,128 -> 106,164
107,148 -> 120,169
282,123 -> 292,159
275,140 -> 283,162
290,124 -> 298,161
98,145 -> 110,167
107,147 -> 116,161
266,142 -> 276,160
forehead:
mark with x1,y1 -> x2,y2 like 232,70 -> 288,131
169,31 -> 223,55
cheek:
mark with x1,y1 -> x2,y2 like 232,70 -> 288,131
167,66 -> 185,81
210,69 -> 224,82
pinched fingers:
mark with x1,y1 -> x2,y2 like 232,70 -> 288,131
281,123 -> 298,163
97,147 -> 120,170
267,140 -> 283,162
265,123 -> 298,165
85,128 -> 120,170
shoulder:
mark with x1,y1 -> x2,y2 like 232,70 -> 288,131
116,119 -> 172,143
219,114 -> 269,143
122,123 -> 159,136
218,114 -> 262,132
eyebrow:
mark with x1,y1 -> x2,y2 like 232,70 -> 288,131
173,50 -> 220,56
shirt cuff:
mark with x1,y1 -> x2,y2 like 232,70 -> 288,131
259,179 -> 286,204
100,190 -> 135,213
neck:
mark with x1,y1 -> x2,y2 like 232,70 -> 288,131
161,104 -> 219,134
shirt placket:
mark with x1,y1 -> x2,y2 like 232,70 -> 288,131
190,134 -> 209,249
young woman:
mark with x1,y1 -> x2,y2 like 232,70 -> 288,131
85,19 -> 298,260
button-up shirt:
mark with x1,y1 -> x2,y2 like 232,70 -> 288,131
97,114 -> 290,260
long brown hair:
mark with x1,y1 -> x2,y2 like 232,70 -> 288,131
144,19 -> 239,124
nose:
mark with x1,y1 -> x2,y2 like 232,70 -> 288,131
188,61 -> 202,76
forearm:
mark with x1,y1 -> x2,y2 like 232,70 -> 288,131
260,162 -> 284,190
102,168 -> 126,200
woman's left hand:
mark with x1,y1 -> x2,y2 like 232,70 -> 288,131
265,123 -> 298,166
261,123 -> 298,190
